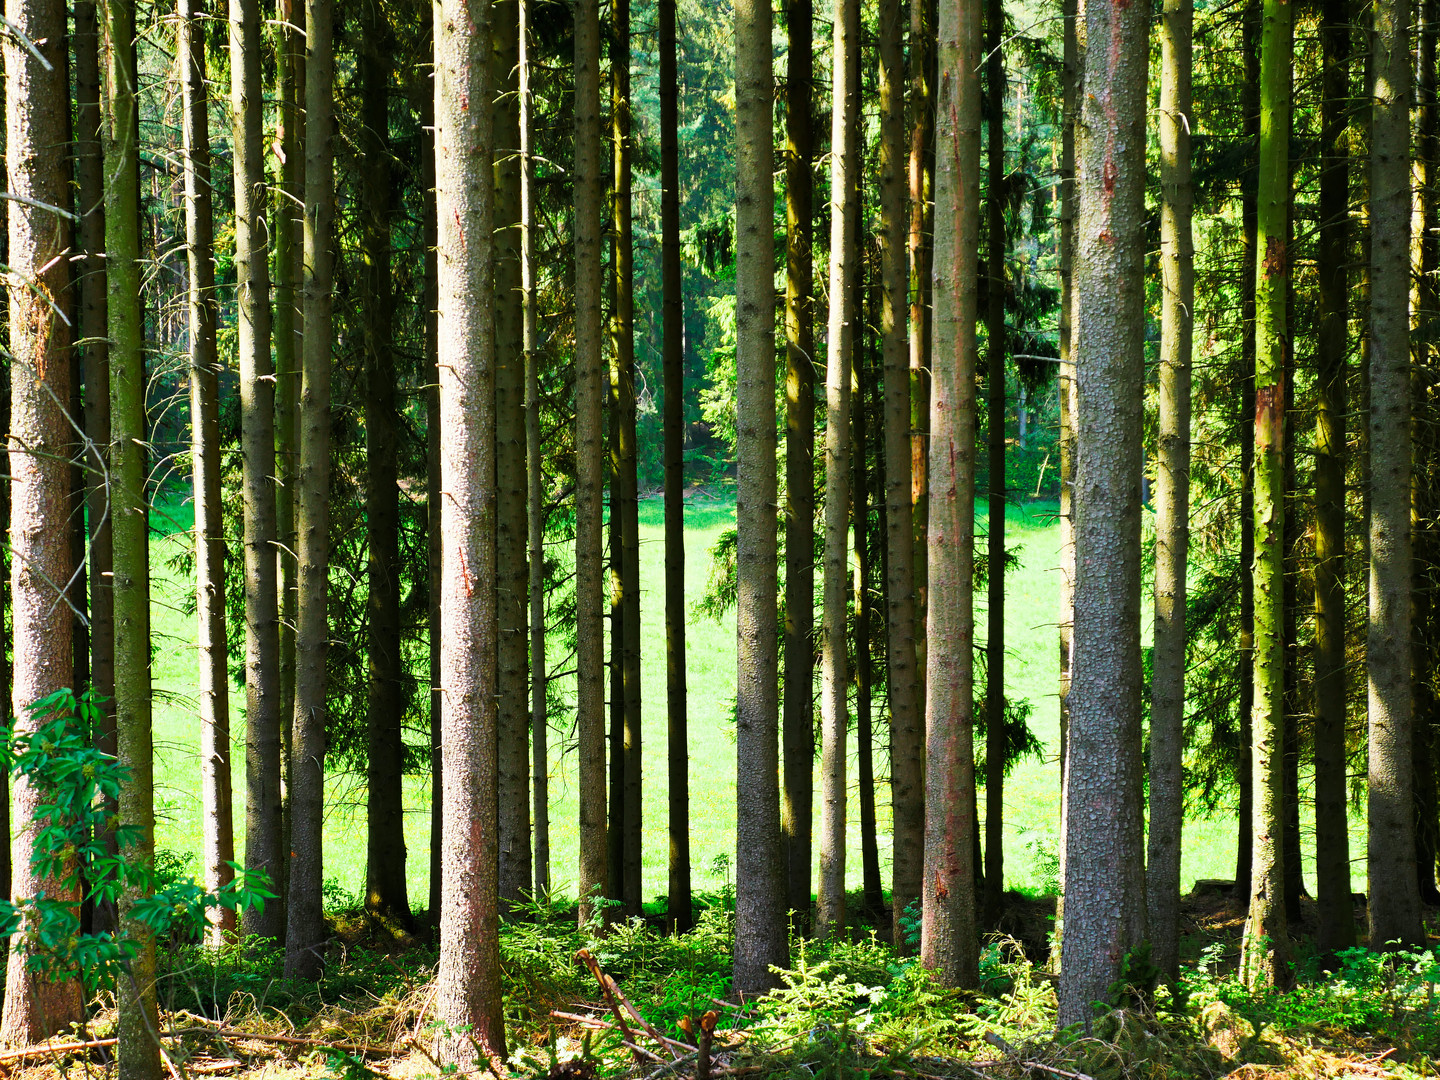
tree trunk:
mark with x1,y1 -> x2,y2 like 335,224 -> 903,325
274,0 -> 304,929
921,0 -> 981,988
733,0 -> 786,991
574,0 -> 608,927
817,0 -> 857,938
360,0 -> 412,932
983,0 -> 1006,927
1367,0 -> 1426,950
495,0 -> 531,912
881,0 -> 919,951
433,0 -> 506,1062
287,0 -> 335,978
422,20 -> 443,924
782,0 -> 816,937
181,0 -> 235,945
1057,0 -> 1149,1022
1239,0 -> 1293,988
1,0 -> 83,1039
659,0 -> 690,932
231,0 -> 283,941
853,341 -> 882,914
1146,0 -> 1193,982
102,1 -> 161,1072
75,0 -> 118,922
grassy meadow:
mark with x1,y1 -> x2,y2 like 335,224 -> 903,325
144,490 -> 1357,915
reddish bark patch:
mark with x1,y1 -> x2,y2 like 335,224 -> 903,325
1255,377 -> 1285,449
1261,235 -> 1287,278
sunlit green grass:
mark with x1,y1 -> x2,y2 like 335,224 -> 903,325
146,490 -> 1355,916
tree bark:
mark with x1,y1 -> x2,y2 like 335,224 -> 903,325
659,0 -> 690,932
1146,0 -> 1192,982
881,0 -> 919,951
433,0 -> 506,1062
1239,0 -> 1292,988
574,0 -> 608,927
982,0 -> 1006,927
921,0 -> 981,988
494,0 -> 531,912
181,0 -> 235,945
286,0 -> 335,978
231,0 -> 283,941
817,0 -> 857,938
1,0 -> 83,1040
360,0 -> 411,931
1057,0 -> 1149,1022
1367,0 -> 1426,950
102,1 -> 161,1071
733,0 -> 786,990
854,338 -> 881,913
422,18 -> 442,923
782,0 -> 816,937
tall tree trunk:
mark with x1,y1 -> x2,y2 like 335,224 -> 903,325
1281,352 -> 1303,926
1051,0 -> 1079,971
1,0 -> 83,1039
922,0 -> 980,988
287,0 -> 335,977
521,0 -> 549,902
273,0 -> 303,931
733,0 -> 786,990
1235,0 -> 1259,902
1146,0 -> 1193,982
1057,0 -> 1149,1022
231,0 -> 283,940
881,0 -> 919,951
983,0 -> 1006,926
1367,0 -> 1426,950
360,0 -> 411,931
102,1 -> 160,1071
609,0 -> 642,916
1240,0 -> 1293,988
782,0 -> 816,937
1313,0 -> 1355,956
574,0 -> 608,927
853,343 -> 881,913
659,0 -> 690,932
495,0 -> 531,911
608,391 -> 625,905
75,0 -> 117,915
422,18 -> 443,923
817,0 -> 858,937
433,0 -> 506,1061
181,0 -> 235,945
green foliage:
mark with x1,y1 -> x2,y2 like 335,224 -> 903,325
0,689 -> 273,993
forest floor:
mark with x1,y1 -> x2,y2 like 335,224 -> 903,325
8,884 -> 1438,1080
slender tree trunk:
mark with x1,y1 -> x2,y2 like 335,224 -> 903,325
1146,0 -> 1193,982
881,0 -> 918,950
495,0 -> 531,911
983,0 -> 1006,926
101,1 -> 160,1071
273,0 -> 303,930
231,0 -> 283,940
1056,0 -> 1150,1021
1051,0 -> 1079,971
574,0 -> 608,927
433,0 -> 506,1061
609,383 -> 625,906
1281,354 -> 1303,926
181,0 -> 235,944
853,344 -> 882,913
360,0 -> 411,932
817,0 -> 858,937
75,1 -> 117,918
1240,0 -> 1293,987
422,23 -> 443,923
1,0 -> 83,1039
1367,0 -> 1426,950
782,0 -> 816,937
609,0 -> 642,916
910,0 -> 935,745
733,0 -> 786,990
1235,0 -> 1259,901
521,0 -> 550,902
287,0 -> 335,977
659,0 -> 690,932
921,0 -> 981,988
